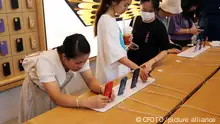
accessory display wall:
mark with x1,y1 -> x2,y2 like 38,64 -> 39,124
0,0 -> 45,91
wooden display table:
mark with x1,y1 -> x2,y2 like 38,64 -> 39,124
24,47 -> 220,124
164,71 -> 220,124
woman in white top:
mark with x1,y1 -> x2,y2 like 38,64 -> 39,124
94,0 -> 149,83
19,34 -> 113,123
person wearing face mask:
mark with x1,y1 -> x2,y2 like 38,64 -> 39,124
94,0 -> 149,84
168,0 -> 201,47
18,34 -> 114,123
128,0 -> 181,70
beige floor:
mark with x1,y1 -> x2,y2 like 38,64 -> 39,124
4,117 -> 18,124
3,89 -> 88,124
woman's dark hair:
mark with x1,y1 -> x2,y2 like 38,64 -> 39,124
140,0 -> 159,9
57,34 -> 90,59
181,0 -> 200,27
94,0 -> 121,36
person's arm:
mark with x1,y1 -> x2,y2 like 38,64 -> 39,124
173,27 -> 201,35
143,49 -> 181,69
43,82 -> 84,107
174,28 -> 191,34
169,15 -> 201,35
148,51 -> 167,65
43,82 -> 109,108
37,56 -> 109,109
77,60 -> 105,94
119,57 -> 148,81
80,69 -> 115,102
142,50 -> 167,69
118,56 -> 139,70
80,69 -> 104,94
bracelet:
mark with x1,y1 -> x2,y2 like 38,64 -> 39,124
76,97 -> 80,108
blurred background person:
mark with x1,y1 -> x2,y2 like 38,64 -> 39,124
168,0 -> 201,47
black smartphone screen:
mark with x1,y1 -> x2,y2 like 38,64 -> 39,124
131,68 -> 140,89
118,76 -> 128,96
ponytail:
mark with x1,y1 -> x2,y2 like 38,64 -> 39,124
94,0 -> 110,36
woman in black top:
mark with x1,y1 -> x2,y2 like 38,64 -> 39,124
128,0 -> 180,69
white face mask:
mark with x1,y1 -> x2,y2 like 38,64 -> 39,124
140,11 -> 155,21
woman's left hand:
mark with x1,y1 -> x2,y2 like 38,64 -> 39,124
100,86 -> 115,102
168,48 -> 181,54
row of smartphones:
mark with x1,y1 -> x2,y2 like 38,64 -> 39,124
2,59 -> 24,77
194,39 -> 208,52
104,68 -> 140,98
0,37 -> 37,56
0,0 -> 34,9
0,16 -> 35,33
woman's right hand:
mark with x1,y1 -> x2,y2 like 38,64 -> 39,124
139,68 -> 149,82
83,95 -> 109,109
190,27 -> 201,35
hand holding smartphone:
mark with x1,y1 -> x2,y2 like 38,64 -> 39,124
104,81 -> 113,99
